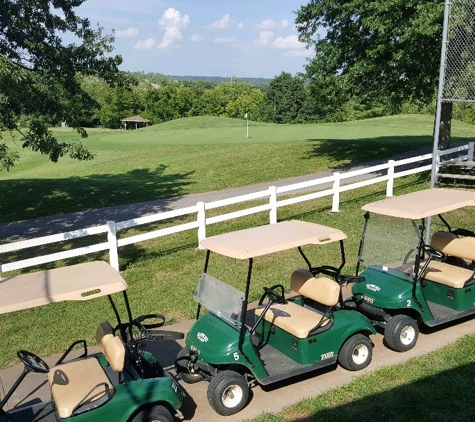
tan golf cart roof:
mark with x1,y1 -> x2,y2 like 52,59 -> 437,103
200,220 -> 347,259
362,188 -> 475,219
0,261 -> 127,315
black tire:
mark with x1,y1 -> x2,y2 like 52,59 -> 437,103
384,314 -> 419,352
338,333 -> 372,371
175,347 -> 204,384
130,405 -> 174,422
207,370 -> 249,416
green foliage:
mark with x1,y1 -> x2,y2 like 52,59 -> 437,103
0,0 -> 130,169
195,79 -> 265,119
260,72 -> 309,123
296,0 -> 444,113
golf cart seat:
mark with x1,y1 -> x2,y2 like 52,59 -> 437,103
421,232 -> 475,288
48,321 -> 125,418
255,269 -> 340,339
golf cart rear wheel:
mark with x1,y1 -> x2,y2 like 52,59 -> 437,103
130,405 -> 173,422
175,347 -> 204,384
385,314 -> 419,352
207,370 -> 249,416
338,334 -> 372,371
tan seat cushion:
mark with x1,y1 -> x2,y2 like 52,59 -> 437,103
48,358 -> 113,419
96,321 -> 125,372
255,301 -> 330,339
421,260 -> 473,288
431,231 -> 475,261
290,269 -> 339,307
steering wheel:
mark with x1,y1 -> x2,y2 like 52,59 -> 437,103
17,350 -> 49,373
423,244 -> 446,261
259,285 -> 287,305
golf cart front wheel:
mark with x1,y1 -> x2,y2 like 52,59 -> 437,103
130,405 -> 174,422
338,334 -> 372,371
207,370 -> 249,416
384,314 -> 419,352
175,347 -> 204,384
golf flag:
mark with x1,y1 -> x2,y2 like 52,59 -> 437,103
244,113 -> 248,119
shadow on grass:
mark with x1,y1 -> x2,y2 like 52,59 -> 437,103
0,164 -> 195,233
282,361 -> 475,422
304,136 -> 471,169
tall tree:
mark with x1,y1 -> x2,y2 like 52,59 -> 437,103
0,0 -> 130,170
261,72 -> 308,123
295,1 -> 444,114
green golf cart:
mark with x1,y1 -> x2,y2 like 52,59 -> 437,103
351,188 -> 475,352
0,261 -> 185,422
175,220 -> 376,416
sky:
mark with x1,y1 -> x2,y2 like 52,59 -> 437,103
75,0 -> 315,79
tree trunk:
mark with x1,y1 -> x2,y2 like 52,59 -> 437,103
438,102 -> 453,149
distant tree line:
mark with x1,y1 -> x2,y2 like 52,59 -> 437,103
71,71 -> 435,130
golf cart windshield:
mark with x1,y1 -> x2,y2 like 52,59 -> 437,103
359,213 -> 421,279
193,273 -> 245,329
358,188 -> 475,279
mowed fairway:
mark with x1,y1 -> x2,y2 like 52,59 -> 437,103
3,114 -> 475,224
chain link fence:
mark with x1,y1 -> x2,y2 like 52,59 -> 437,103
442,0 -> 475,103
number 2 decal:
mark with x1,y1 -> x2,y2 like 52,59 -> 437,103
406,299 -> 412,307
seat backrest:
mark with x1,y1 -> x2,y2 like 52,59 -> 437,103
95,321 -> 125,373
431,231 -> 475,261
290,269 -> 339,307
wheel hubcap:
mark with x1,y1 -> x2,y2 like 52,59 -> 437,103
352,344 -> 369,364
400,326 -> 416,345
222,384 -> 243,408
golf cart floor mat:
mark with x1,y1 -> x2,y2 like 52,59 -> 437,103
425,300 -> 475,326
257,342 -> 302,376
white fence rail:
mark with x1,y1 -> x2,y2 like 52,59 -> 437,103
1,143 -> 473,277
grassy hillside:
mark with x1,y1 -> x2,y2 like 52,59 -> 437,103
2,114 -> 475,223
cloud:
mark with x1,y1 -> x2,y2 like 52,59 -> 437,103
206,14 -> 232,30
253,19 -> 288,31
236,22 -> 244,31
134,38 -> 156,50
254,31 -> 274,47
116,27 -> 139,38
273,35 -> 304,50
157,8 -> 190,50
190,33 -> 202,42
213,37 -> 236,44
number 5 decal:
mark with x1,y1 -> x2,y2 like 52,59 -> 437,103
233,352 -> 240,361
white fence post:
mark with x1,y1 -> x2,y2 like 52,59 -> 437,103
331,172 -> 341,212
107,221 -> 119,271
269,186 -> 277,224
468,142 -> 474,161
197,201 -> 206,249
386,160 -> 395,197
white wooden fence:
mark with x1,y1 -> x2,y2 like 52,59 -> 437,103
1,142 -> 473,277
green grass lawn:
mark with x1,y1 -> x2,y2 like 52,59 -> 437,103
2,114 -> 475,224
1,115 -> 475,419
